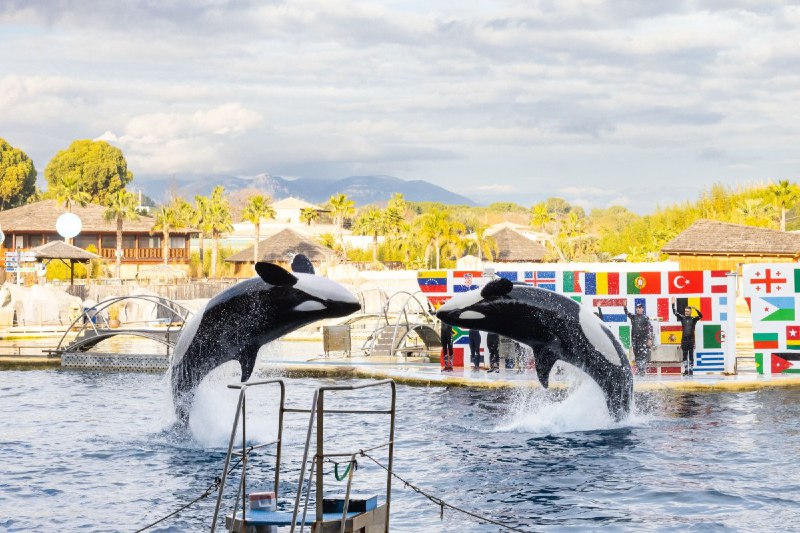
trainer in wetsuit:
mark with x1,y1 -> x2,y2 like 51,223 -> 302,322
625,303 -> 654,376
440,321 -> 454,372
487,332 -> 500,373
672,300 -> 702,375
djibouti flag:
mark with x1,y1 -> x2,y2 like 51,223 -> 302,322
756,297 -> 795,322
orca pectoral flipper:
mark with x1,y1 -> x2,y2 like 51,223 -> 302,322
533,343 -> 560,388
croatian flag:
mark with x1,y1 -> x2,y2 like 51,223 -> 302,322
525,271 -> 556,291
453,271 -> 482,293
593,297 -> 627,323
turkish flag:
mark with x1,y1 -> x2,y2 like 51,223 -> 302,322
668,271 -> 705,294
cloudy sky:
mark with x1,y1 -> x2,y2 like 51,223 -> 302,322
2,1 -> 799,212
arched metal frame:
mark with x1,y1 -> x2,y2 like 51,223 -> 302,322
55,295 -> 194,354
363,290 -> 440,358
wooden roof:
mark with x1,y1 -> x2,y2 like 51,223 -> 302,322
662,219 -> 800,256
226,228 -> 336,263
0,200 -> 197,234
492,227 -> 547,262
30,240 -> 101,261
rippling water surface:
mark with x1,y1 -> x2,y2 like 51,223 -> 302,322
2,365 -> 799,532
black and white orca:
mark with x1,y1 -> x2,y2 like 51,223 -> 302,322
170,255 -> 361,422
435,277 -> 633,421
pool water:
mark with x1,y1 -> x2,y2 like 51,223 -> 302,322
2,366 -> 799,532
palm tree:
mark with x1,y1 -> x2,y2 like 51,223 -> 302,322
769,180 -> 800,231
150,198 -> 192,266
328,193 -> 355,257
206,186 -> 233,278
415,209 -> 465,269
352,208 -> 387,263
300,207 -> 320,226
50,173 -> 91,213
529,202 -> 554,231
151,205 -> 177,267
470,221 -> 498,261
103,190 -> 139,277
193,195 -> 210,276
241,195 -> 276,264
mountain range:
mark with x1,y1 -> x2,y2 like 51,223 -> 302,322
136,174 -> 477,206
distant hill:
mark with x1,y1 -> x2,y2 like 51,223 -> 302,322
135,173 -> 476,206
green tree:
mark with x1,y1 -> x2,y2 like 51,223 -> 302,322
193,195 -> 210,275
769,179 -> 800,231
529,202 -> 555,231
241,194 -> 276,264
469,221 -> 498,261
352,207 -> 388,263
414,209 -> 465,268
103,190 -> 140,277
206,186 -> 233,278
0,138 -> 37,210
48,172 -> 91,213
151,198 -> 192,266
44,140 -> 133,205
328,193 -> 355,256
300,207 -> 319,226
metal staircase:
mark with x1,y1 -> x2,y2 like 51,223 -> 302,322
364,291 -> 441,359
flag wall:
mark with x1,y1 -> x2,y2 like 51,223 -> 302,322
743,264 -> 800,374
417,269 -> 730,372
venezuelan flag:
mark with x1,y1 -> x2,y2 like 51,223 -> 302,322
417,270 -> 448,293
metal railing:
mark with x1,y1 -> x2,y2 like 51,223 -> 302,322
211,379 -> 286,533
289,379 -> 396,533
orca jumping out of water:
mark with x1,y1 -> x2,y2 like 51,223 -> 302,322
435,277 -> 633,421
170,255 -> 361,423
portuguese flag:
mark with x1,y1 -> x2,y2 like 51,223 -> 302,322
753,332 -> 779,349
626,272 -> 661,294
562,271 -> 582,293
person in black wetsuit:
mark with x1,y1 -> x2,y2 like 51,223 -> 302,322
487,332 -> 500,373
625,303 -> 654,376
672,299 -> 702,375
440,321 -> 454,372
468,329 -> 482,370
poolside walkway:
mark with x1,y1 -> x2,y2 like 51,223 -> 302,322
261,354 -> 800,393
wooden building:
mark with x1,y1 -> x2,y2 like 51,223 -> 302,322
661,219 -> 800,272
0,200 -> 198,266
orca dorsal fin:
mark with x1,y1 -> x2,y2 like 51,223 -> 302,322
290,254 -> 315,275
533,345 -> 560,389
481,277 -> 513,298
255,262 -> 298,286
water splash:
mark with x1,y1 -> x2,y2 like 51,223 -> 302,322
495,363 -> 649,435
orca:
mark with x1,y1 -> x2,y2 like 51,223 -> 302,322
435,277 -> 633,421
170,256 -> 361,422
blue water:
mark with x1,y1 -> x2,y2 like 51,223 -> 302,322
2,367 -> 799,532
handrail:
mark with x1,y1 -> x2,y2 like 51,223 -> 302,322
55,294 -> 193,353
210,379 -> 286,533
291,379 -> 396,533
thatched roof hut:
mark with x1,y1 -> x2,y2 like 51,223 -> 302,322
491,227 -> 547,262
661,219 -> 800,271
30,240 -> 101,261
226,228 -> 337,268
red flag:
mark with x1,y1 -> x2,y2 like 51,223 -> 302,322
772,354 -> 794,373
668,271 -> 704,294
709,271 -> 729,294
657,298 -> 670,322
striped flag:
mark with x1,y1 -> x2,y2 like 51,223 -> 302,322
585,272 -> 620,295
709,271 -> 729,294
676,297 -> 712,321
593,297 -> 627,322
756,352 -> 800,374
562,271 -> 582,293
660,325 -> 682,345
525,271 -> 556,291
718,296 -> 728,322
696,351 -> 725,372
753,332 -> 779,349
418,270 -> 448,293
453,271 -> 482,293
626,272 -> 661,294
787,325 -> 800,350
751,296 -> 795,322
